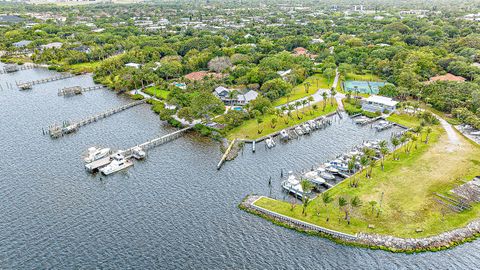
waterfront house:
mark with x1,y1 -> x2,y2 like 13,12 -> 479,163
277,69 -> 292,80
184,71 -> 224,81
362,95 -> 398,113
213,86 -> 258,105
12,40 -> 32,48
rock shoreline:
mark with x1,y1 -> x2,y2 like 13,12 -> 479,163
240,195 -> 480,253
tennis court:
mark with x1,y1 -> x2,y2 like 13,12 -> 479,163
343,80 -> 388,94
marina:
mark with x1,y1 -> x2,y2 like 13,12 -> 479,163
0,63 -> 478,268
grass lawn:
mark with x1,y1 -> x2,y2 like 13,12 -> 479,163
227,100 -> 338,140
272,74 -> 332,107
255,113 -> 480,238
143,86 -> 170,99
65,61 -> 102,73
345,73 -> 382,81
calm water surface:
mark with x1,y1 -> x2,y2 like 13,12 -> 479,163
0,65 -> 479,269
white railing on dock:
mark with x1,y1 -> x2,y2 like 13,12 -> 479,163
120,127 -> 192,156
58,85 -> 105,96
16,73 -> 76,89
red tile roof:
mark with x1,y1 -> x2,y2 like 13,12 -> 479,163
184,71 -> 224,81
428,73 -> 466,83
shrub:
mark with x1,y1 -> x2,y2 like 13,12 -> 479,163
130,94 -> 145,100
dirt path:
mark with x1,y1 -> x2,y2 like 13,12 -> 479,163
435,114 -> 463,151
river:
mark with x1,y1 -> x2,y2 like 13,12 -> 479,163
0,65 -> 479,269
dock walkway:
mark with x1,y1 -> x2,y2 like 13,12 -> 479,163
17,73 -> 76,89
48,100 -> 146,138
58,85 -> 105,97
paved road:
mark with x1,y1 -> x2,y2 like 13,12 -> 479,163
276,69 -> 343,110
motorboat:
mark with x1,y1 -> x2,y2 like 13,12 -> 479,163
319,171 -> 335,180
302,123 -> 311,134
280,129 -> 289,140
131,147 -> 146,160
354,116 -> 369,125
471,131 -> 480,136
84,147 -> 111,163
327,159 -> 349,172
265,137 -> 276,148
325,166 -> 339,174
99,153 -> 133,175
373,120 -> 393,131
295,126 -> 304,136
308,120 -> 317,130
303,171 -> 325,186
281,173 -> 312,199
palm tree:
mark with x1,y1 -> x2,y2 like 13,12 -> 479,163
369,200 -> 377,215
391,137 -> 400,160
286,92 -> 292,103
338,196 -> 349,222
348,155 -> 358,187
425,127 -> 432,144
322,192 -> 334,222
270,117 -> 277,128
330,87 -> 337,106
307,96 -> 314,110
360,155 -> 370,178
305,81 -> 311,93
312,104 -> 318,112
287,104 -> 295,118
349,196 -> 362,224
300,179 -> 314,215
380,145 -> 389,171
295,101 -> 302,119
322,92 -> 328,111
257,117 -> 263,134
368,159 -> 377,178
301,99 -> 308,114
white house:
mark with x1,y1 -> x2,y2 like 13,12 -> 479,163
40,42 -> 63,50
362,95 -> 398,113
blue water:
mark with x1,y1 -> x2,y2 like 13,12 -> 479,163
0,64 -> 479,269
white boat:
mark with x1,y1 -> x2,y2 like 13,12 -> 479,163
308,120 -> 317,130
323,163 -> 340,174
471,131 -> 480,136
295,126 -> 304,135
281,173 -> 312,199
354,116 -> 369,124
302,124 -> 311,134
265,137 -> 276,148
84,147 -> 111,163
99,153 -> 133,175
328,159 -> 349,171
320,171 -> 335,180
131,147 -> 146,160
280,129 -> 289,140
304,171 -> 325,186
373,120 -> 393,131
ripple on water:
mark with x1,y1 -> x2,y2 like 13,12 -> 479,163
0,65 -> 480,269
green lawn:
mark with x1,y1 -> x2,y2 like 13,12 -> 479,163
227,100 -> 338,140
65,61 -> 102,73
255,113 -> 480,238
143,86 -> 170,99
272,74 -> 332,107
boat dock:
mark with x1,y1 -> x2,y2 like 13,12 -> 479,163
58,85 -> 105,97
85,127 -> 192,172
0,63 -> 42,74
48,100 -> 147,138
16,73 -> 76,89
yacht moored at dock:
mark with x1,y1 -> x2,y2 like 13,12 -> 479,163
83,147 -> 111,163
99,153 -> 133,175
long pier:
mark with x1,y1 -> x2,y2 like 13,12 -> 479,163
16,73 -> 76,89
217,139 -> 237,170
85,127 -> 192,172
47,100 -> 147,138
0,63 -> 43,74
58,85 -> 105,97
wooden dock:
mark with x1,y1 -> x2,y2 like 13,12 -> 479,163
85,127 -> 192,172
48,100 -> 147,138
16,73 -> 76,89
0,63 -> 42,74
58,85 -> 105,97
